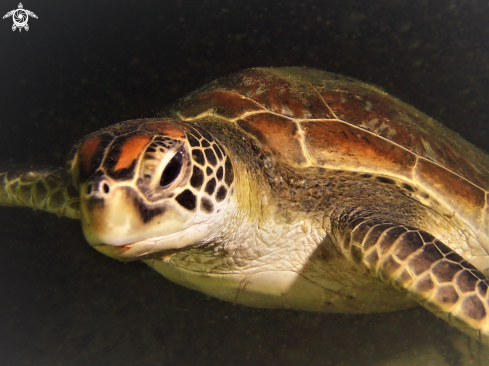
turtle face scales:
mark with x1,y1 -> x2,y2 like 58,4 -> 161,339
70,119 -> 235,260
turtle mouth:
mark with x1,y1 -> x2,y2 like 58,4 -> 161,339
93,239 -> 157,261
92,229 -> 198,261
93,241 -> 190,262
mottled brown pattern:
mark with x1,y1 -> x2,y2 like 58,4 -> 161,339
278,67 -> 489,192
435,285 -> 459,306
363,223 -> 394,251
169,67 -> 489,205
338,216 -> 489,341
415,159 -> 486,228
238,113 -> 308,166
456,270 -> 479,292
351,220 -> 380,247
432,261 -> 462,283
142,120 -> 187,139
302,120 -> 417,177
463,296 -> 486,321
379,227 -> 407,255
393,231 -> 424,260
478,281 -> 489,297
178,90 -> 266,120
413,273 -> 434,294
408,250 -> 435,276
180,68 -> 336,119
175,67 -> 489,243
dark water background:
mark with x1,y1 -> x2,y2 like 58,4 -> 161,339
1,0 -> 489,365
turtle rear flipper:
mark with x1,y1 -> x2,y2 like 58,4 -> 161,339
0,167 -> 80,219
334,213 -> 489,344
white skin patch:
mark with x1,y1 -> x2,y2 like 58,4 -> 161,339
146,215 -> 416,313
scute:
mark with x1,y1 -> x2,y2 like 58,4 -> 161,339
178,67 -> 489,188
178,68 -> 336,120
302,120 -> 417,175
176,66 -> 489,247
237,113 -> 308,166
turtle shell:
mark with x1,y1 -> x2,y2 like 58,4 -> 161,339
176,67 -> 489,243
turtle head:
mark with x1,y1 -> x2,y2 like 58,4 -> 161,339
70,119 -> 236,261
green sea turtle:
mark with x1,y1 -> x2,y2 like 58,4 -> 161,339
2,67 -> 489,344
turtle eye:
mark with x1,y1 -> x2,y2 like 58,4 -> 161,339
160,151 -> 183,187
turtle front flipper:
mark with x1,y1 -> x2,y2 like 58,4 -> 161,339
0,167 -> 80,219
334,213 -> 489,344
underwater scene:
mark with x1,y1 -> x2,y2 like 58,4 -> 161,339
1,0 -> 489,365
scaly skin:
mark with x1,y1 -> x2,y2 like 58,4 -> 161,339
333,208 -> 489,344
0,168 -> 79,219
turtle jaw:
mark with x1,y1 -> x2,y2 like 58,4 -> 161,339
80,184 -> 216,261
93,240 -> 157,261
80,184 -> 189,250
91,228 -> 203,261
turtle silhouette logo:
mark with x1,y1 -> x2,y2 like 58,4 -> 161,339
3,3 -> 38,32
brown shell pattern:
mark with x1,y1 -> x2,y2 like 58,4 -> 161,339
176,67 -> 489,240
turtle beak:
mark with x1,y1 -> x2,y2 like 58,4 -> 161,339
80,171 -> 138,248
80,182 -> 144,248
93,241 -> 156,261
79,173 -> 173,256
83,174 -> 159,261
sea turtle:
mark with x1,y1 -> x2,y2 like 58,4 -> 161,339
2,67 -> 489,344
2,3 -> 38,32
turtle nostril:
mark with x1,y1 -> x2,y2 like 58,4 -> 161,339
102,182 -> 110,194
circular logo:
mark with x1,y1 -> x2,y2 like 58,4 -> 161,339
12,9 -> 28,28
